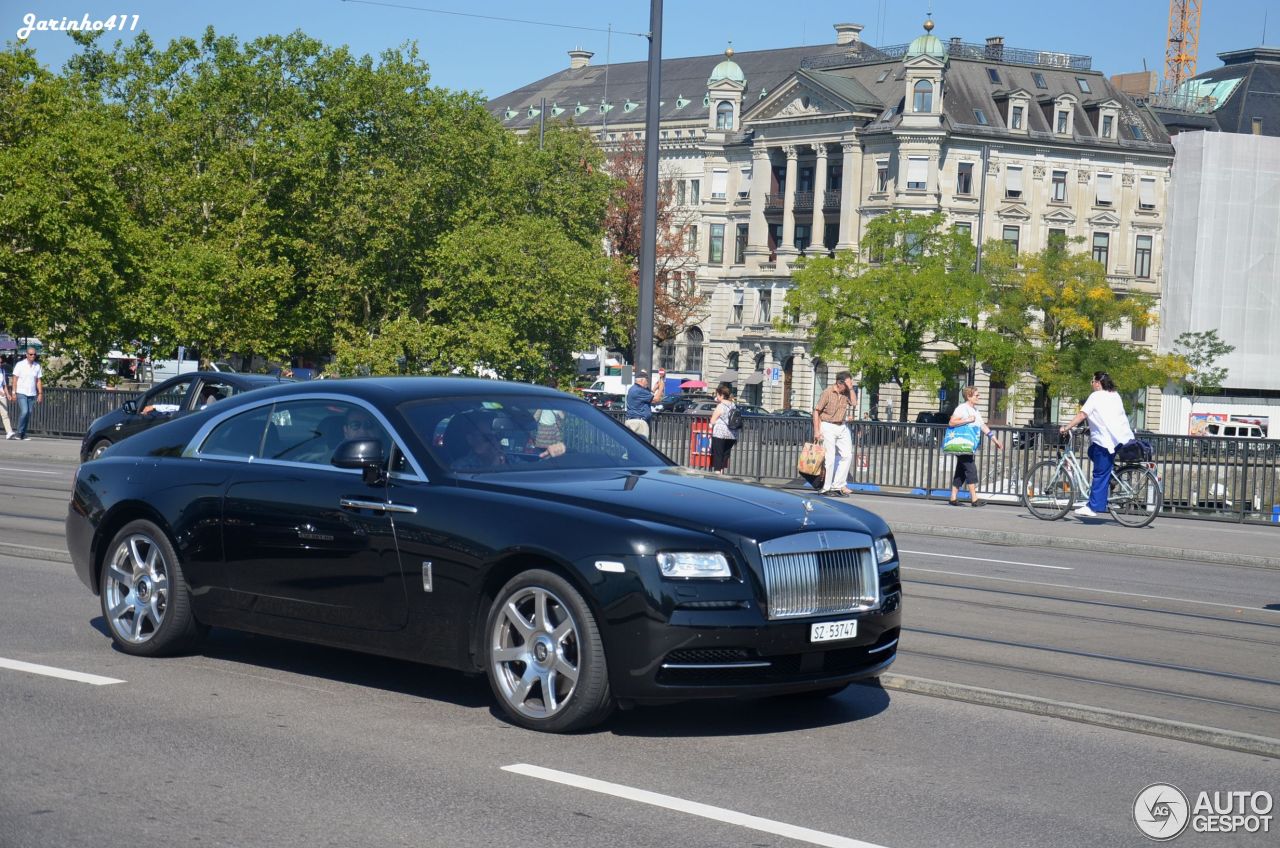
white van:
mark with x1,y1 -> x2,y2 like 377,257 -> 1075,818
1203,422 -> 1265,440
584,375 -> 628,396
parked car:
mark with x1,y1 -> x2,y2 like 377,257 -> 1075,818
79,372 -> 287,462
66,378 -> 901,733
663,393 -> 714,414
772,408 -> 812,418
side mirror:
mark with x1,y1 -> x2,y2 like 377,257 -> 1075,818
122,399 -> 137,414
331,439 -> 387,484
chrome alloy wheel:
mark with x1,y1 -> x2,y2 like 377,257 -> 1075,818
490,587 -> 581,720
104,533 -> 171,644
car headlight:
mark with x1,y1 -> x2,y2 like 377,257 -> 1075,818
874,536 -> 896,565
657,552 -> 731,579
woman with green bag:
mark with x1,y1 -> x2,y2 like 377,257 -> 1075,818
946,385 -> 1003,506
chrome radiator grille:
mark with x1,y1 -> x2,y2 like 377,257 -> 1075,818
759,534 -> 880,619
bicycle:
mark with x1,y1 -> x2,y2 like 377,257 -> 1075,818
1022,429 -> 1163,527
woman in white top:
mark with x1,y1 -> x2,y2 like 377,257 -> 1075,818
948,385 -> 1003,507
708,384 -> 739,474
1059,371 -> 1135,518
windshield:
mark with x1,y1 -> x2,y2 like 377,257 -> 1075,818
399,395 -> 670,473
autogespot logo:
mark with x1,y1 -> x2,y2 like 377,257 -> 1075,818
1134,783 -> 1191,841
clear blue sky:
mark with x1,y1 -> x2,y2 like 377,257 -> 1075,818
8,0 -> 1275,97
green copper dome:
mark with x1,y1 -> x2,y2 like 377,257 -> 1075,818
708,46 -> 745,85
905,17 -> 947,60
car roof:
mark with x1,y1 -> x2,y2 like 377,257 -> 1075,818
215,376 -> 572,405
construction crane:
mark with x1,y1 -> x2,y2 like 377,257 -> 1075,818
1163,0 -> 1202,92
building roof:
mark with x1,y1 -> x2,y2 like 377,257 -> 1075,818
1151,46 -> 1280,137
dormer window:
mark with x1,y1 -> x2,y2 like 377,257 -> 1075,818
1010,105 -> 1024,130
715,101 -> 733,129
913,80 -> 933,113
1101,114 -> 1114,138
1056,110 -> 1069,134
1076,77 -> 1092,93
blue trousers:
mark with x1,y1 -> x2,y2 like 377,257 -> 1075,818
1087,442 -> 1113,512
16,394 -> 36,437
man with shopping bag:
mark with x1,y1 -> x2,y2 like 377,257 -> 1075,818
811,371 -> 856,496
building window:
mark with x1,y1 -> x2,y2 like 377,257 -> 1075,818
876,160 -> 890,192
734,224 -> 748,264
1076,77 -> 1091,93
731,290 -> 744,324
715,101 -> 733,129
1051,170 -> 1067,202
1005,165 -> 1024,200
828,165 -> 842,191
1032,72 -> 1047,89
954,221 -> 973,241
768,223 -> 782,258
685,225 -> 698,254
1102,114 -> 1114,138
1002,225 -> 1020,253
757,289 -> 772,324
1253,117 -> 1264,135
690,179 -> 700,204
1092,232 -> 1109,269
986,67 -> 1001,84
1095,173 -> 1114,206
659,339 -> 676,371
738,166 -> 752,198
1132,124 -> 1146,140
1048,228 -> 1067,250
906,156 -> 928,191
956,162 -> 973,195
798,167 -> 814,193
1056,110 -> 1069,134
988,380 -> 1008,426
676,180 -> 686,206
794,224 -> 811,254
685,327 -> 704,372
709,224 -> 724,264
974,108 -> 989,125
1134,235 -> 1152,279
1131,320 -> 1147,342
913,79 -> 933,112
1138,177 -> 1156,210
710,169 -> 728,199
1010,105 -> 1024,130
876,69 -> 891,83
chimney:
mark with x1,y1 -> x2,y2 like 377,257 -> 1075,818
949,37 -> 963,51
984,36 -> 1004,62
568,48 -> 593,70
834,23 -> 863,46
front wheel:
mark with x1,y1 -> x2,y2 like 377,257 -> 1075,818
485,569 -> 614,733
100,520 -> 207,656
88,439 -> 113,461
1023,460 -> 1074,520
1110,465 -> 1162,528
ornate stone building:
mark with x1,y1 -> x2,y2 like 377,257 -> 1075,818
489,19 -> 1175,424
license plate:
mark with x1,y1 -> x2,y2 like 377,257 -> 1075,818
810,618 -> 858,643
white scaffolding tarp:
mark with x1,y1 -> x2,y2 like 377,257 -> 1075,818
1160,132 -> 1280,392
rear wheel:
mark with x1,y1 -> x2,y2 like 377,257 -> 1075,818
1110,465 -> 1162,528
485,569 -> 613,733
100,520 -> 206,656
1023,460 -> 1074,520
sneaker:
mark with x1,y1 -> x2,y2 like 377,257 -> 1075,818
4,433 -> 13,440
1073,505 -> 1098,517
971,500 -> 987,508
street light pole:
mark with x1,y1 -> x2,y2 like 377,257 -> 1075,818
634,0 -> 663,378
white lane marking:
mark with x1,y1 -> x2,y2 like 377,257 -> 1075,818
899,549 -> 1072,571
0,466 -> 63,475
503,764 -> 892,848
903,567 -> 1280,614
0,657 -> 125,685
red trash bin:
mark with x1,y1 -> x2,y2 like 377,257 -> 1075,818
689,418 -> 712,469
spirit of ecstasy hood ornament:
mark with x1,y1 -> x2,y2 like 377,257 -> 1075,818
801,499 -> 814,526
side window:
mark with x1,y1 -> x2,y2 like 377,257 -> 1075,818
264,399 -> 389,466
143,379 -> 193,415
194,380 -> 237,410
200,406 -> 272,459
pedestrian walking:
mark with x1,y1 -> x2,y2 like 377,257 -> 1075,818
623,368 -> 665,440
1059,371 -> 1134,518
708,384 -> 739,474
10,347 -> 42,440
0,356 -> 15,439
947,385 -> 1003,507
812,371 -> 855,496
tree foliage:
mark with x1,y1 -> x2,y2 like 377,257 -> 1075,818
787,212 -> 984,419
1172,329 -> 1234,405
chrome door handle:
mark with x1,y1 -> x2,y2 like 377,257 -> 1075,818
339,498 -> 418,515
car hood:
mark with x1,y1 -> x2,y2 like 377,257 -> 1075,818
457,466 -> 889,542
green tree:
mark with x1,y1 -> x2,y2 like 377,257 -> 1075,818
1172,329 -> 1234,405
786,211 -> 983,419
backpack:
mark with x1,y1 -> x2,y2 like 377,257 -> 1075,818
725,403 -> 743,431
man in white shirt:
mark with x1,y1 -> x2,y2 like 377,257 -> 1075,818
1060,371 -> 1134,518
11,347 -> 43,440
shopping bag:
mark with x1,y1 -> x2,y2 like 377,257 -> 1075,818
941,422 -> 980,454
797,441 -> 825,477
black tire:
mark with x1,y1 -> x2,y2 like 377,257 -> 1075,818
484,569 -> 613,733
1023,459 -> 1073,520
1110,465 -> 1162,528
99,519 -> 207,657
89,439 -> 113,461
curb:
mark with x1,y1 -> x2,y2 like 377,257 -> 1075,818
871,673 -> 1280,759
0,541 -> 70,564
887,520 -> 1280,571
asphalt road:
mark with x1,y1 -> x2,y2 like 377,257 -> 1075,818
0,453 -> 1276,847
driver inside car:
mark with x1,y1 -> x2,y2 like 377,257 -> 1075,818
449,410 -> 565,471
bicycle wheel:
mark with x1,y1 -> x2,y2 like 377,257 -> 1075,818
1110,465 -> 1162,528
1023,459 -> 1074,520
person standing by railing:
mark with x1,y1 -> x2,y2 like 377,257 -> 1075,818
812,371 -> 855,497
1059,371 -> 1134,518
948,385 -> 1002,507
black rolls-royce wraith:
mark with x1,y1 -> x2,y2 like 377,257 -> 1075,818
67,378 -> 901,732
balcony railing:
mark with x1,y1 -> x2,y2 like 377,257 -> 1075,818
823,190 -> 841,210
793,191 -> 814,211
